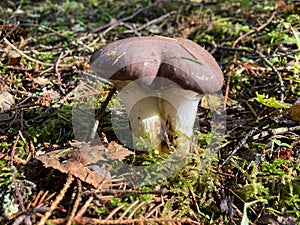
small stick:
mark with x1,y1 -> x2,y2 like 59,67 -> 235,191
4,38 -> 71,68
207,168 -> 235,177
224,72 -> 231,110
95,188 -> 167,196
66,179 -> 82,225
221,128 -> 257,166
54,52 -> 64,82
0,23 -> 19,43
97,87 -> 117,134
127,201 -> 146,219
244,100 -> 258,118
146,202 -> 164,218
255,50 -> 285,102
105,204 -> 125,220
85,217 -> 200,225
232,11 -> 276,48
10,133 -> 26,212
89,2 -> 157,34
119,200 -> 139,220
74,178 -> 111,220
136,11 -> 177,31
189,187 -> 201,214
74,195 -> 94,220
37,174 -> 74,225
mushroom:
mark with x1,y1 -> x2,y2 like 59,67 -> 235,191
90,36 -> 223,153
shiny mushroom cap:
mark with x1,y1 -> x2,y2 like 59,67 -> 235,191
90,36 -> 223,94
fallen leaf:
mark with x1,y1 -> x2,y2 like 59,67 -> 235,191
101,132 -> 109,146
289,103 -> 300,122
0,90 -> 15,120
107,141 -> 134,161
6,51 -> 22,65
33,76 -> 50,86
73,139 -> 134,164
35,140 -> 134,188
35,149 -> 111,188
38,90 -> 60,106
279,147 -> 293,160
0,90 -> 15,112
77,140 -> 108,164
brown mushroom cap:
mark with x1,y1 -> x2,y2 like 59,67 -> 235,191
90,36 -> 223,94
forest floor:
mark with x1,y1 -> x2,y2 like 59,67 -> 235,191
0,1 -> 300,224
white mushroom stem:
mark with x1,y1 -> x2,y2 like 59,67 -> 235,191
119,81 -> 201,153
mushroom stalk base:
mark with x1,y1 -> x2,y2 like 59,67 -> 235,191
119,84 -> 201,153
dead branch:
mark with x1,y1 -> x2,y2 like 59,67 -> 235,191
232,11 -> 276,48
4,38 -> 72,68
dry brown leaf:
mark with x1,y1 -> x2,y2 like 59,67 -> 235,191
278,147 -> 293,160
6,51 -> 22,65
0,90 -> 15,121
72,139 -> 134,164
77,140 -> 108,164
289,103 -> 300,122
33,76 -> 50,86
35,141 -> 133,187
35,149 -> 110,188
0,90 -> 15,112
38,90 -> 60,106
107,141 -> 134,161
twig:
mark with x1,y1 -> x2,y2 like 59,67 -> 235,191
0,153 -> 27,165
20,110 -> 24,131
37,174 -> 74,225
10,132 -> 34,225
29,191 -> 43,209
146,202 -> 164,218
4,38 -> 71,68
10,132 -> 26,212
232,11 -> 276,48
189,187 -> 201,214
255,50 -> 285,102
224,69 -> 231,110
55,52 -> 65,82
79,217 -> 200,225
127,201 -> 146,219
119,200 -> 139,220
0,23 -> 20,43
244,100 -> 258,118
207,168 -> 235,178
0,102 -> 38,115
221,128 -> 257,166
40,66 -> 54,75
81,71 -> 113,86
74,177 -> 111,220
97,87 -> 117,134
95,188 -> 167,196
253,125 -> 300,140
135,11 -> 177,32
229,189 -> 257,215
105,204 -> 125,220
66,179 -> 82,225
89,2 -> 157,34
74,195 -> 93,221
